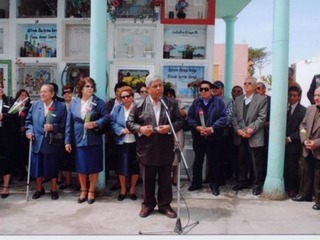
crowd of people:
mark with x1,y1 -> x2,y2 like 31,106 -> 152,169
1,69 -> 320,216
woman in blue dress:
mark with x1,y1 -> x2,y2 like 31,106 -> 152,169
25,84 -> 67,200
65,77 -> 109,204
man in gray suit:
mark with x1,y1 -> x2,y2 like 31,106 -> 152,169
284,86 -> 306,198
293,87 -> 320,210
232,76 -> 268,195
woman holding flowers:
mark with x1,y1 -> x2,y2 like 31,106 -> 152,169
25,84 -> 67,200
0,82 -> 15,198
65,77 -> 109,204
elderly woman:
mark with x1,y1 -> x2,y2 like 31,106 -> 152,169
25,84 -> 67,200
0,82 -> 15,199
65,77 -> 109,204
111,86 -> 139,201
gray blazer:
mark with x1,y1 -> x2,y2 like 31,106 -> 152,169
300,105 -> 320,160
232,93 -> 268,147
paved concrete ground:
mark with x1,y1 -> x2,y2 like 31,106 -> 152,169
1,176 -> 320,238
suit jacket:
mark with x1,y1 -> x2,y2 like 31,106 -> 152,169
111,103 -> 135,145
300,105 -> 320,159
232,93 -> 268,147
25,99 -> 67,154
65,95 -> 109,147
126,95 -> 183,166
286,103 -> 306,154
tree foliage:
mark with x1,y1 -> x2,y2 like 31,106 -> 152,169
248,47 -> 271,78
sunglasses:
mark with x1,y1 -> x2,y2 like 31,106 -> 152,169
256,87 -> 261,90
244,82 -> 252,85
84,85 -> 94,89
120,94 -> 132,99
199,87 -> 210,92
63,90 -> 72,95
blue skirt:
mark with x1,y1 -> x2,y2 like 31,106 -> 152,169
30,152 -> 59,179
117,143 -> 140,176
75,145 -> 103,174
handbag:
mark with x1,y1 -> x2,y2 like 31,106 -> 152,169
49,132 -> 65,146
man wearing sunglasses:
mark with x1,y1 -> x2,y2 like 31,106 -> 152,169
187,80 -> 227,196
232,76 -> 268,196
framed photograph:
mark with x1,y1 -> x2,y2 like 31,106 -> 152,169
162,64 -> 206,110
114,23 -> 156,59
17,63 -> 57,101
163,25 -> 206,59
109,63 -> 154,97
0,60 -> 12,96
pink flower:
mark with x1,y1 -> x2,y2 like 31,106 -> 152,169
247,128 -> 253,134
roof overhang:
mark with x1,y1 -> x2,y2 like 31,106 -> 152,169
216,0 -> 252,19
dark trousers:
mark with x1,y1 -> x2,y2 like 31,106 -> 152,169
237,139 -> 266,189
284,150 -> 300,192
192,134 -> 221,188
139,163 -> 172,211
299,153 -> 320,203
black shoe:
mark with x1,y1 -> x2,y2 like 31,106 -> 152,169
118,194 -> 126,201
129,193 -> 137,201
87,191 -> 95,204
51,191 -> 59,200
292,195 -> 312,202
312,203 -> 320,210
210,186 -> 220,196
78,189 -> 87,203
32,187 -> 45,199
188,185 -> 202,191
232,184 -> 247,191
1,186 -> 9,199
252,187 -> 261,196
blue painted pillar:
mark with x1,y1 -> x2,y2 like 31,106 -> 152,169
222,16 -> 237,98
90,0 -> 107,190
263,0 -> 289,199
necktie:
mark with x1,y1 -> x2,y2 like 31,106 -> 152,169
287,105 -> 292,118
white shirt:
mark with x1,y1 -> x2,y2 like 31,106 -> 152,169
44,101 -> 54,116
244,93 -> 254,105
289,102 -> 298,115
80,96 -> 93,120
123,105 -> 135,143
149,95 -> 161,126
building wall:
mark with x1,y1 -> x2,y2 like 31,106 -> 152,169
213,43 -> 248,92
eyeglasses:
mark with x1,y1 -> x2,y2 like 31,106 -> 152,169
84,85 -> 94,89
199,87 -> 210,92
63,90 -> 72,95
244,82 -> 252,85
140,91 -> 148,94
120,95 -> 132,99
256,87 -> 261,90
232,90 -> 242,93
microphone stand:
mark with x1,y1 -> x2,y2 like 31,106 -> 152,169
139,98 -> 199,235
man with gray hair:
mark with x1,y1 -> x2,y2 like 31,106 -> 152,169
126,74 -> 183,218
232,76 -> 268,195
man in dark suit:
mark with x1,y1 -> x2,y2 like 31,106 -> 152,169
232,76 -> 268,195
285,86 -> 306,198
126,74 -> 183,218
293,87 -> 320,210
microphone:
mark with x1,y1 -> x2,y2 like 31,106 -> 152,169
160,97 -> 169,111
199,110 -> 206,128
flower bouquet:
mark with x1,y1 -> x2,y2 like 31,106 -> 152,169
175,0 -> 189,18
188,79 -> 201,98
8,97 -> 29,114
83,106 -> 91,139
45,106 -> 54,137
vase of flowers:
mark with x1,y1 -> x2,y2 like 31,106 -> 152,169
175,0 -> 189,19
182,44 -> 195,59
188,79 -> 201,98
163,43 -> 174,59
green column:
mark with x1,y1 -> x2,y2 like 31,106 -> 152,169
222,16 -> 237,98
262,0 -> 290,200
90,0 -> 107,191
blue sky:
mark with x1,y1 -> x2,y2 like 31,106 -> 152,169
214,0 -> 320,76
